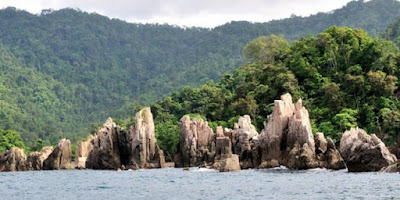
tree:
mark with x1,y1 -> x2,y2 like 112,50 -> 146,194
367,70 -> 398,97
0,130 -> 25,152
332,109 -> 358,132
243,35 -> 290,64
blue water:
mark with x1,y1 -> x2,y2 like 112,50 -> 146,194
0,167 -> 399,200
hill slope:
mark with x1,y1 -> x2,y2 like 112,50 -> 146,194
0,0 -> 400,148
152,27 -> 400,159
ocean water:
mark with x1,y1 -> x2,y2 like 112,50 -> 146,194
0,167 -> 399,200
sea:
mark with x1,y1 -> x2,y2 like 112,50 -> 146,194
1,167 -> 399,200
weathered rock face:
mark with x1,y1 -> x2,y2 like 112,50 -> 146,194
389,138 -> 400,159
259,94 -> 319,169
284,99 -> 318,169
380,161 -> 400,173
216,126 -> 224,138
315,134 -> 345,170
130,107 -> 164,168
259,93 -> 295,168
315,133 -> 327,154
231,115 -> 260,169
86,118 -> 129,169
213,137 -> 240,172
175,115 -> 216,167
26,146 -> 54,170
43,139 -> 72,170
86,107 -> 165,170
256,93 -> 346,170
75,136 -> 93,169
340,127 -> 397,172
0,148 -> 27,172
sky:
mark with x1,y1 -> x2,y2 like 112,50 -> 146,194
0,0 -> 354,28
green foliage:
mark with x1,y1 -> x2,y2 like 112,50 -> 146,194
152,26 -> 400,147
0,129 -> 25,152
333,109 -> 359,131
1,0 -> 400,149
154,113 -> 179,161
113,118 -> 128,129
384,16 -> 400,47
243,35 -> 290,64
186,113 -> 207,121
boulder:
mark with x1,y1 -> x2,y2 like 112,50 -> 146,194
213,137 -> 240,172
0,147 -> 27,172
43,138 -> 72,170
324,138 -> 346,170
340,127 -> 397,172
218,155 -> 240,172
75,136 -> 93,169
175,115 -> 216,167
26,146 -> 54,170
315,134 -> 345,170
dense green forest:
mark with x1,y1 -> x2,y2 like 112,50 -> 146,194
384,17 -> 400,47
152,26 -> 400,160
1,0 -> 400,151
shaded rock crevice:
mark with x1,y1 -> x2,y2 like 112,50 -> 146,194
43,138 -> 72,170
174,115 -> 216,167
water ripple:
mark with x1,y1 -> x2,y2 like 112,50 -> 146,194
0,168 -> 400,199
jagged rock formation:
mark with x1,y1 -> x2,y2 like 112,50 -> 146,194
315,134 -> 345,170
86,107 -> 165,170
0,107 -> 165,171
231,115 -> 260,169
213,137 -> 240,172
257,93 -> 346,170
285,99 -> 318,169
175,115 -> 216,167
75,136 -> 93,169
26,146 -> 54,170
0,148 -> 27,172
259,93 -> 296,168
340,127 -> 397,172
259,94 -> 319,169
43,138 -> 72,170
131,107 -> 165,168
85,118 -> 130,169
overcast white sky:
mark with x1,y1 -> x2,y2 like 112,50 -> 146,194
0,0 -> 353,27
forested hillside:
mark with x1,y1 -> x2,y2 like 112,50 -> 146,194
1,0 -> 400,150
384,17 -> 400,47
152,27 -> 400,160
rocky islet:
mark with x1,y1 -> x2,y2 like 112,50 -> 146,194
0,94 -> 397,172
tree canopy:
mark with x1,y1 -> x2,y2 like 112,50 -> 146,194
152,27 -> 400,160
0,0 -> 400,151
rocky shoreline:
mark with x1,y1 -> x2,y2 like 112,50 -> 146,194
1,94 -> 399,173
